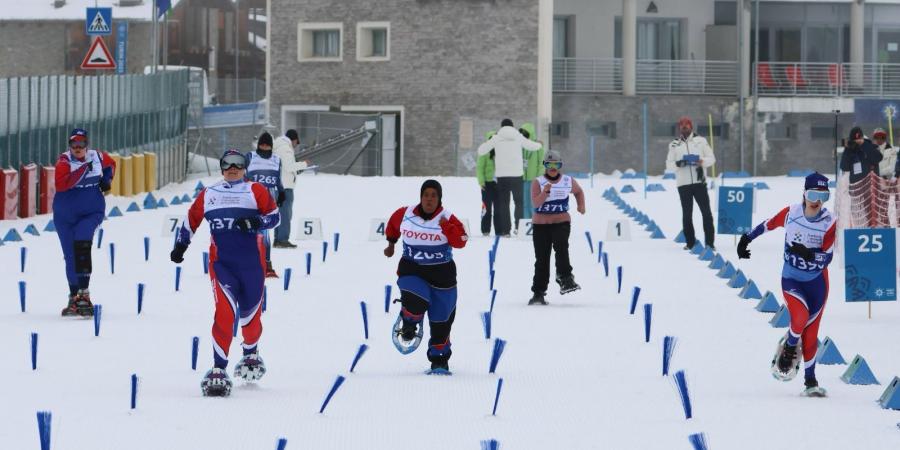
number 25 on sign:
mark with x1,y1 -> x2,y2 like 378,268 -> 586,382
843,228 -> 897,318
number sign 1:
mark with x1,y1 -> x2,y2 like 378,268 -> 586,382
844,229 -> 897,302
605,220 -> 631,242
293,217 -> 323,241
717,186 -> 753,235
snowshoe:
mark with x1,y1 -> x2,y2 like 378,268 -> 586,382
426,362 -> 452,376
233,353 -> 266,381
73,290 -> 94,317
557,275 -> 581,295
201,368 -> 233,397
771,337 -> 802,382
391,314 -> 423,355
528,292 -> 548,305
61,294 -> 79,317
801,378 -> 827,398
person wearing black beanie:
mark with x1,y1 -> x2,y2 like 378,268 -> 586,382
382,179 -> 469,374
840,126 -> 882,184
246,132 -> 285,278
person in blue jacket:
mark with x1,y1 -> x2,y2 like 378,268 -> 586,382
53,128 -> 116,317
245,132 -> 284,277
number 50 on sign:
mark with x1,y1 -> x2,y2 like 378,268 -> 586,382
843,229 -> 896,302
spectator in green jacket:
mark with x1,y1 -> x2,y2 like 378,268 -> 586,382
478,131 -> 499,236
520,123 -> 546,220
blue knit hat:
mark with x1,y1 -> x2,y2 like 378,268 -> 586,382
804,172 -> 829,191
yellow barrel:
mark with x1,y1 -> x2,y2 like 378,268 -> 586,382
109,153 -> 122,196
120,155 -> 134,197
144,152 -> 157,192
132,153 -> 146,195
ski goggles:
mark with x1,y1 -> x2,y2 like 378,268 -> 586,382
69,141 -> 87,149
804,189 -> 830,203
543,162 -> 562,170
220,154 -> 247,171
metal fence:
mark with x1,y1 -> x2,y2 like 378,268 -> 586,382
0,70 -> 190,186
553,58 -> 739,96
291,111 -> 383,176
211,78 -> 266,104
755,62 -> 900,98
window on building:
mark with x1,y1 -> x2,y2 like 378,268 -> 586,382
297,22 -> 343,61
697,124 -> 729,140
766,123 -> 796,140
615,18 -> 684,60
554,16 -> 574,58
586,121 -> 616,138
811,125 -> 841,140
805,27 -> 841,63
774,28 -> 801,61
356,22 -> 390,61
714,1 -> 737,26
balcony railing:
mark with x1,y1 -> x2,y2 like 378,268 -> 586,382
553,58 -> 739,96
754,62 -> 900,97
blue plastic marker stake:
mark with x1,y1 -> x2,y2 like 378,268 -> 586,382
143,236 -> 150,261
490,289 -> 497,313
662,336 -> 677,376
688,433 -> 709,450
319,375 -> 346,413
349,344 -> 369,373
93,304 -> 102,337
384,285 -> 392,313
643,303 -> 653,343
674,370 -> 693,419
191,337 -> 199,371
630,286 -> 641,315
262,286 -> 268,313
488,249 -> 495,272
492,378 -> 504,416
19,281 -> 26,312
130,374 -> 138,409
137,283 -> 145,315
109,242 -> 116,274
489,270 -> 495,291
333,232 -> 340,253
596,241 -> 603,259
306,252 -> 312,275
322,241 -> 328,262
481,440 -> 500,450
36,411 -> 52,450
602,253 -> 609,277
202,251 -> 209,274
360,301 -> 369,340
233,304 -> 240,338
276,438 -> 288,450
585,231 -> 594,254
175,266 -> 182,291
31,332 -> 38,370
492,234 -> 500,255
97,228 -> 104,249
616,266 -> 623,293
489,338 -> 507,373
283,268 -> 292,291
20,246 -> 26,272
481,312 -> 492,340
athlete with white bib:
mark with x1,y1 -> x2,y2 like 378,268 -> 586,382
738,173 -> 835,397
384,180 -> 468,374
245,132 -> 284,278
528,150 -> 586,305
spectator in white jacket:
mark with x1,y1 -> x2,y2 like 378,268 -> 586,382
477,118 -> 542,236
873,128 -> 897,179
665,116 -> 716,250
272,129 -> 309,248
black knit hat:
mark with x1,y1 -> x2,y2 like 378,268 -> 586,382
257,132 -> 273,147
849,127 -> 864,141
285,129 -> 299,142
420,179 -> 442,201
501,118 -> 514,127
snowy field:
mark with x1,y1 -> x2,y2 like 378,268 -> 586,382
2,172 -> 900,449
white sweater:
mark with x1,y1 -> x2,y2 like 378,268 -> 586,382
476,126 -> 542,178
878,143 -> 897,178
273,135 -> 308,189
665,133 -> 716,187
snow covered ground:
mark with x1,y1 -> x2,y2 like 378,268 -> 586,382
2,173 -> 899,449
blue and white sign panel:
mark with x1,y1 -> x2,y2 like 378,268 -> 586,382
86,7 -> 113,36
844,229 -> 897,302
717,186 -> 753,235
115,22 -> 128,74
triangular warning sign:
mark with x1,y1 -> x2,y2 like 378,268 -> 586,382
88,11 -> 111,34
81,37 -> 116,70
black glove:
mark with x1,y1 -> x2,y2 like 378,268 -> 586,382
170,243 -> 188,263
489,149 -> 496,160
99,178 -> 111,192
236,216 -> 262,232
737,234 -> 752,259
788,242 -> 815,261
277,191 -> 286,207
675,160 -> 687,167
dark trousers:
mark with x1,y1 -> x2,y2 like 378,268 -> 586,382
677,183 -> 715,247
497,176 -> 524,235
480,181 -> 499,234
531,222 -> 572,294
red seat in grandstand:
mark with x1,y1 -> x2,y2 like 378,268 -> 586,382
828,64 -> 844,88
785,65 -> 808,89
757,63 -> 778,89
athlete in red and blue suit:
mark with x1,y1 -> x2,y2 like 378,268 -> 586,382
738,173 -> 835,394
384,180 -> 468,374
170,149 -> 280,396
54,128 -> 116,317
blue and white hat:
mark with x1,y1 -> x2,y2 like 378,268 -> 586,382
69,128 -> 88,142
804,172 -> 829,191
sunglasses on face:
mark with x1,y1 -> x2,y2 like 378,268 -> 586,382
219,154 -> 246,171
804,189 -> 830,203
543,162 -> 562,170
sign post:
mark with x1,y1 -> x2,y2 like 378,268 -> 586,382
717,186 -> 753,235
844,229 -> 897,318
83,7 -> 115,71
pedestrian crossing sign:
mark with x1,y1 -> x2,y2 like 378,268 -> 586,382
86,7 -> 113,36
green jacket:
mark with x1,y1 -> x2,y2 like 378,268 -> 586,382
521,122 -> 545,180
476,131 -> 497,187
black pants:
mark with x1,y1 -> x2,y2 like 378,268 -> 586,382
480,181 -> 498,234
677,183 -> 715,248
401,293 -> 455,364
531,221 -> 572,294
497,176 -> 524,235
